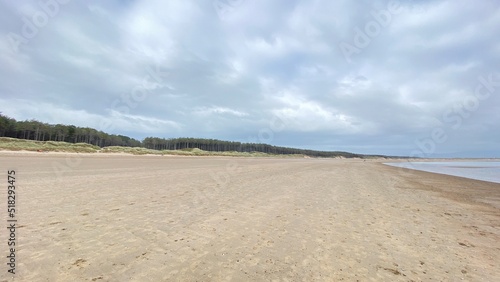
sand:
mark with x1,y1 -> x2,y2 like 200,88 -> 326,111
0,152 -> 499,281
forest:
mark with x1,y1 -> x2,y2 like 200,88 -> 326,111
0,113 -> 383,158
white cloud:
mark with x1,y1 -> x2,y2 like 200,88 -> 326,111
270,90 -> 372,134
193,106 -> 248,117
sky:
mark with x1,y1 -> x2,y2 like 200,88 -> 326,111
0,0 -> 499,157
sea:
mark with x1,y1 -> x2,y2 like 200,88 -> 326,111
384,161 -> 500,184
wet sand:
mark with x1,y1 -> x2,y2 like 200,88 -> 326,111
0,152 -> 499,281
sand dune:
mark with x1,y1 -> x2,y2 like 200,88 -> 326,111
1,153 -> 499,281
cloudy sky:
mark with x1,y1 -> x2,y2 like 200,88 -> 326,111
1,0 -> 499,157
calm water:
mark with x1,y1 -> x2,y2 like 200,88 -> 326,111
385,161 -> 500,184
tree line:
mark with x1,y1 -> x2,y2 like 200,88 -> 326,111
0,113 -> 375,158
0,114 -> 141,147
142,137 -> 362,157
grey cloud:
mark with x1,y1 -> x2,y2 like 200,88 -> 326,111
0,0 -> 498,157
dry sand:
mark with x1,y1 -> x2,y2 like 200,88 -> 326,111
0,152 -> 499,281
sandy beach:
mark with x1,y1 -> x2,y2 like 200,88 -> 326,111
1,152 -> 499,281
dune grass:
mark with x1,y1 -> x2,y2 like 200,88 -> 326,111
101,146 -> 303,157
0,137 -> 100,153
0,137 -> 305,157
100,146 -> 160,155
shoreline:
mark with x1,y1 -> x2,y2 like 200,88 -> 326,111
380,162 -> 500,209
383,161 -> 500,184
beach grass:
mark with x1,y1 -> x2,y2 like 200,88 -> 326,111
0,137 -> 100,153
0,137 -> 305,157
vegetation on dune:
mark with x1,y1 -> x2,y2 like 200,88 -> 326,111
141,136 -> 355,157
0,113 -> 399,158
0,138 -> 305,157
0,137 -> 100,153
99,146 -> 159,155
